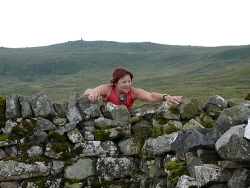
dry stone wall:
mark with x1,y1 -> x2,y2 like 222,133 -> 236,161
0,91 -> 250,188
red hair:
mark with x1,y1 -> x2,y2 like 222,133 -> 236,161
110,67 -> 134,86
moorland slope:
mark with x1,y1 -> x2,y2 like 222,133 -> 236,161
0,40 -> 249,105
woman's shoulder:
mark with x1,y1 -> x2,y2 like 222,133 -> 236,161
131,87 -> 148,99
98,84 -> 113,95
131,87 -> 143,98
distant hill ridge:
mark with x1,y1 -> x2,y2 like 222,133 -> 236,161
0,40 -> 249,103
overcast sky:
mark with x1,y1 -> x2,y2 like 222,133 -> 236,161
1,0 -> 250,48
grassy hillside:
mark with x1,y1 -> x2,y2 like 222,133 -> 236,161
0,40 -> 249,106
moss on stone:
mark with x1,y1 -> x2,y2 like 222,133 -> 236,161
63,178 -> 81,184
169,105 -> 180,115
22,176 -> 58,188
10,119 -> 35,142
48,130 -> 66,142
164,125 -> 180,134
0,134 -> 9,141
48,131 -> 83,161
245,92 -> 250,100
0,96 -> 6,129
90,179 -> 130,188
183,98 -> 203,119
92,127 -> 110,141
156,116 -> 168,125
51,141 -> 69,154
48,130 -> 73,160
0,113 -> 6,129
164,160 -> 190,187
199,152 -> 221,164
147,126 -> 163,138
0,95 -> 6,114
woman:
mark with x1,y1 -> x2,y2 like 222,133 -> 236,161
83,67 -> 182,109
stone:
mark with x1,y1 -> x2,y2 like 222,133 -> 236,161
0,160 -> 51,181
19,96 -> 33,119
213,104 -> 250,140
53,102 -> 68,118
66,93 -> 82,123
216,124 -> 250,162
64,158 -> 95,180
30,91 -> 55,118
96,156 -> 138,180
5,94 -> 21,119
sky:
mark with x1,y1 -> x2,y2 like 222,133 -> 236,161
1,0 -> 250,48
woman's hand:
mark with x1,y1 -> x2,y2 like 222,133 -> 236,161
83,89 -> 100,103
165,95 -> 182,105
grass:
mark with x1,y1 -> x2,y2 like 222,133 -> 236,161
0,41 -> 249,106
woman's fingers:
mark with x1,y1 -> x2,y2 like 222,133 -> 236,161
88,93 -> 100,103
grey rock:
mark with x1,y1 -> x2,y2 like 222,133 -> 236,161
219,160 -> 250,169
0,139 -> 18,147
74,140 -> 118,157
2,119 -> 17,134
175,175 -> 200,188
20,177 -> 62,188
53,102 -> 68,118
227,168 -> 250,188
143,132 -> 179,156
51,160 -> 65,175
205,95 -> 228,111
67,128 -> 83,143
195,164 -> 232,187
144,129 -> 215,156
100,102 -> 131,120
96,156 -> 138,180
95,117 -> 113,128
213,104 -> 250,140
183,119 -> 205,130
78,96 -> 100,120
5,145 -> 17,157
64,158 -> 95,180
35,117 -> 56,131
0,148 -> 7,160
179,97 -> 204,120
95,117 -> 131,139
84,131 -> 95,141
30,91 -> 55,118
66,93 -> 82,123
0,182 -> 19,188
141,159 -> 158,179
216,124 -> 250,162
157,102 -> 180,120
130,103 -> 160,120
5,94 -> 21,119
56,122 -> 76,135
244,118 -> 250,140
19,96 -> 33,119
227,98 -> 250,108
118,137 -> 140,156
52,117 -> 67,126
27,145 -> 43,158
186,157 -> 204,177
0,160 -> 51,181
29,131 -> 48,144
44,178 -> 62,188
172,129 -> 215,155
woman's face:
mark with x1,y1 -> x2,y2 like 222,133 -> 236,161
116,74 -> 132,93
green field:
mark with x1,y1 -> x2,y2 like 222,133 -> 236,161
0,40 -> 249,106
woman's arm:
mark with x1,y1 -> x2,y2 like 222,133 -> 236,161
132,88 -> 182,105
83,84 -> 112,103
